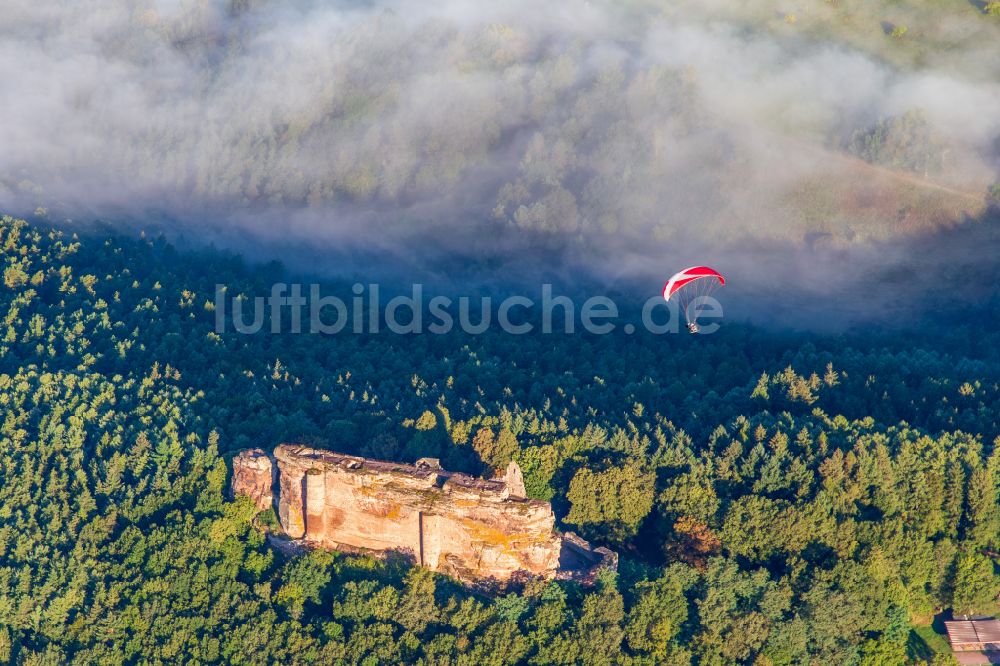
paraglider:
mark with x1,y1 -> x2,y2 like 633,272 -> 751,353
662,266 -> 725,333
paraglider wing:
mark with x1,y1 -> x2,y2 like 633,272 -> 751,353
662,266 -> 725,301
663,266 -> 726,327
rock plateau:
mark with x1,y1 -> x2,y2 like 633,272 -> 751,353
232,444 -> 615,583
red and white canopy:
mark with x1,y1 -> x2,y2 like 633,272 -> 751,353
662,266 -> 725,301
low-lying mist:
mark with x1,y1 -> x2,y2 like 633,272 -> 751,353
3,0 -> 1000,327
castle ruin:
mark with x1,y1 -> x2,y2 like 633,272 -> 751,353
232,445 -> 616,584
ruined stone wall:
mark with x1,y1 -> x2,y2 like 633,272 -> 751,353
232,444 -> 614,584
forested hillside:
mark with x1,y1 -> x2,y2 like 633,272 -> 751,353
5,0 -> 998,252
1,215 -> 998,664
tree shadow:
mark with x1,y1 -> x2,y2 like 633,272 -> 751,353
906,629 -> 934,663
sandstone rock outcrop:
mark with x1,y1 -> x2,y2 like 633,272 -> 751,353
556,531 -> 618,585
232,444 -> 615,584
231,448 -> 275,512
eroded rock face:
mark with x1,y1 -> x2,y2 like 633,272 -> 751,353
233,444 -> 615,584
231,448 -> 275,512
270,445 -> 561,581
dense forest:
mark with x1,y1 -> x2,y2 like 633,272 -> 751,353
5,0 -> 1000,664
2,214 -> 999,664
